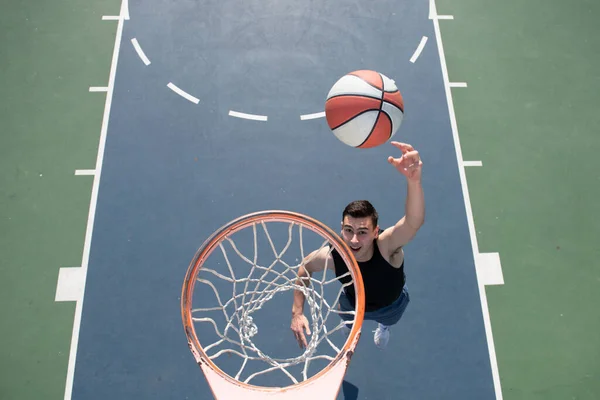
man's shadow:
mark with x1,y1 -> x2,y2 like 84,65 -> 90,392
340,380 -> 359,400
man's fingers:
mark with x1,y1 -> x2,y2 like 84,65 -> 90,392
403,150 -> 421,165
390,141 -> 414,153
388,155 -> 402,167
292,318 -> 311,348
296,332 -> 307,348
304,322 -> 311,336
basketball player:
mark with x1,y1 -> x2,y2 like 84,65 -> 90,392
290,141 -> 424,349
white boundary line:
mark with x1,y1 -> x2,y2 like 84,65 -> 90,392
102,15 -> 120,20
410,36 -> 429,63
167,82 -> 200,104
62,2 -> 128,399
438,15 -> 454,20
450,82 -> 468,88
121,0 -> 130,20
89,87 -> 108,92
300,111 -> 325,120
430,0 -> 503,398
75,169 -> 96,176
229,110 -> 268,121
463,161 -> 483,167
131,38 -> 151,66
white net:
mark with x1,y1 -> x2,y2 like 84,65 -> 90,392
189,219 -> 359,386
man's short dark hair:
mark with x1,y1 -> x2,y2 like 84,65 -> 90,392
342,200 -> 378,228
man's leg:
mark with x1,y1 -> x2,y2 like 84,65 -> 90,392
372,286 -> 411,349
337,291 -> 358,337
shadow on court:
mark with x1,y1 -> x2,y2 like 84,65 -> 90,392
341,380 -> 360,400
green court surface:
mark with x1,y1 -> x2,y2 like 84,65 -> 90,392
437,0 -> 600,398
0,1 -> 118,399
1,0 -> 599,399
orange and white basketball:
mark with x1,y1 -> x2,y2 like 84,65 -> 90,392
325,70 -> 404,148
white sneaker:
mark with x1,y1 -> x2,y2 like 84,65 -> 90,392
373,324 -> 390,349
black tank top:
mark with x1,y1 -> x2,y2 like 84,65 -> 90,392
332,239 -> 405,312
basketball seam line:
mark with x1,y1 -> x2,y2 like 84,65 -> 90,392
327,93 -> 381,102
348,72 -> 383,91
357,77 -> 386,148
381,92 -> 405,113
329,109 -> 381,131
382,100 -> 404,114
328,99 -> 401,131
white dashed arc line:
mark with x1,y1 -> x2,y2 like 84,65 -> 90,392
125,9 -> 431,119
131,38 -> 151,65
300,111 -> 325,121
167,82 -> 200,104
299,36 -> 428,120
410,36 -> 428,63
229,110 -> 268,121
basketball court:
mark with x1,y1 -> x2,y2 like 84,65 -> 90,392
59,0 -> 499,398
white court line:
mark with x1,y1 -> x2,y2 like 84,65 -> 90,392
229,110 -> 268,121
75,169 -> 96,176
131,38 -> 151,65
89,87 -> 108,92
450,82 -> 468,88
463,161 -> 483,167
430,0 -> 503,399
429,0 -> 438,19
121,0 -> 130,20
410,36 -> 428,63
62,0 -> 128,399
438,15 -> 454,20
102,15 -> 119,20
300,111 -> 325,120
167,82 -> 200,104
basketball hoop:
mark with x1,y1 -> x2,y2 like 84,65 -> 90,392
181,210 -> 365,399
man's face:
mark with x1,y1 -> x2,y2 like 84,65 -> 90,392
340,216 -> 378,261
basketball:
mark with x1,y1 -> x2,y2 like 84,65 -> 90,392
325,70 -> 404,148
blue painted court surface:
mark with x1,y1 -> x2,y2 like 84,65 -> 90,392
71,0 -> 496,398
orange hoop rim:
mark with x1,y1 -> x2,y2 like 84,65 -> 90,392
181,209 -> 365,393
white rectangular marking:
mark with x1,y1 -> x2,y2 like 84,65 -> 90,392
410,36 -> 428,63
476,253 -> 504,286
55,267 -> 85,302
102,15 -> 120,20
167,82 -> 199,104
75,169 -> 96,176
463,161 -> 483,167
89,87 -> 108,92
229,110 -> 268,121
300,111 -> 325,120
131,38 -> 151,66
450,82 -> 468,88
437,15 -> 454,20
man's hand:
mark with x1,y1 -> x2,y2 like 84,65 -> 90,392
387,141 -> 422,182
290,313 -> 311,349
